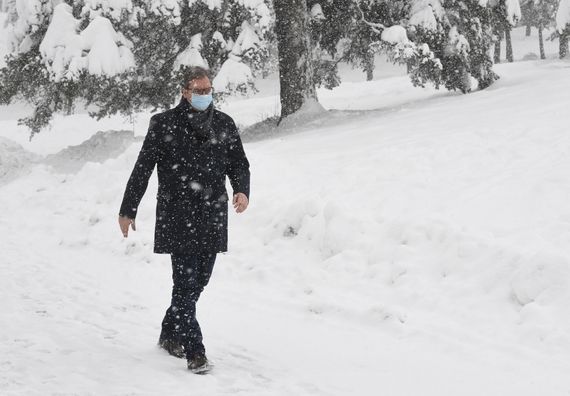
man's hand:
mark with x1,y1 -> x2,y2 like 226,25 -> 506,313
233,193 -> 249,213
119,215 -> 136,238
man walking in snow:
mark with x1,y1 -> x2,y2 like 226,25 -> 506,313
118,66 -> 250,373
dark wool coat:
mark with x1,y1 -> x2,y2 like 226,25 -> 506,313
119,98 -> 250,254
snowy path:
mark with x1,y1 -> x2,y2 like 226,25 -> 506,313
1,60 -> 570,395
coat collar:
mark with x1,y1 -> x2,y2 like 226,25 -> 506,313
175,96 -> 190,114
175,96 -> 215,142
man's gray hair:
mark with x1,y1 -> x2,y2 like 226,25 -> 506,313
182,66 -> 211,88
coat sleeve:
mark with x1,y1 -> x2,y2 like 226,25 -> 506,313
118,115 -> 161,219
226,118 -> 250,200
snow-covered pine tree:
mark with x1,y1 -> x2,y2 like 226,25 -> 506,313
318,0 -> 444,90
557,0 -> 570,58
90,0 -> 273,116
337,0 -> 408,81
307,0 -> 412,86
0,0 -> 273,137
0,0 -> 88,134
523,0 -> 558,59
521,0 -> 535,36
0,0 -> 15,67
76,0 -> 144,122
490,0 -> 521,63
520,0 -> 539,53
441,0 -> 498,91
505,0 -> 522,62
360,0 -> 498,93
303,1 -> 407,88
401,0 -> 446,88
307,0 -> 344,89
211,0 -> 274,97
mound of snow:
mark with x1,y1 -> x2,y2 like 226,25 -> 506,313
1,59 -> 570,396
0,137 -> 40,184
44,130 -> 140,173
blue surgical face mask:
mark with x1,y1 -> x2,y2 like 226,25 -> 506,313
189,93 -> 213,111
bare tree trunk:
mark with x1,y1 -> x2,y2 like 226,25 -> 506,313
505,29 -> 513,62
538,26 -> 545,60
66,97 -> 73,115
365,51 -> 374,81
525,24 -> 531,36
274,0 -> 319,121
494,38 -> 501,63
561,30 -> 569,59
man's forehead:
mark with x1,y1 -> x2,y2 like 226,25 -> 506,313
189,77 -> 211,87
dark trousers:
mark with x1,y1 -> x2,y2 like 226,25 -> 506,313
159,250 -> 217,359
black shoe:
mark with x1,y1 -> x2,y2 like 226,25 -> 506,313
187,353 -> 210,374
158,339 -> 185,359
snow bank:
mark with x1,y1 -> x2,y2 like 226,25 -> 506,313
275,97 -> 326,129
0,129 -> 139,181
1,58 -> 570,396
0,136 -> 40,184
44,129 -> 140,173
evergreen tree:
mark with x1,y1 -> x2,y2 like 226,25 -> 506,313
0,0 -> 273,137
523,0 -> 558,59
306,0 -> 408,86
360,0 -> 499,93
0,0 -> 84,135
521,0 -> 535,36
342,0 -> 408,81
307,1 -> 344,89
402,0 -> 446,88
490,0 -> 522,63
444,0 -> 498,90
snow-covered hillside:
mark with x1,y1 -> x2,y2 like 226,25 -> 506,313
1,43 -> 570,395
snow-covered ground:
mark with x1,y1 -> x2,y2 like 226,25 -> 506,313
1,30 -> 570,395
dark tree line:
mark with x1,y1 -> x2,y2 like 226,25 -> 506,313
1,0 -> 569,133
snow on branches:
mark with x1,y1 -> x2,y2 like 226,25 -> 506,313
40,4 -> 135,82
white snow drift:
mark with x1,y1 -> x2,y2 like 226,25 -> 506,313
0,45 -> 570,396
